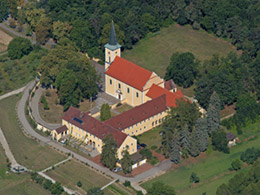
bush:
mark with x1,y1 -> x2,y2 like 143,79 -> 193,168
150,156 -> 159,165
190,172 -> 200,183
77,180 -> 82,187
140,148 -> 152,160
123,180 -> 131,187
43,179 -> 52,189
8,37 -> 33,60
46,90 -> 51,97
151,145 -> 158,150
240,147 -> 260,164
40,95 -> 49,110
231,159 -> 242,171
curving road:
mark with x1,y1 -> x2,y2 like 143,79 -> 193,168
16,81 -> 174,194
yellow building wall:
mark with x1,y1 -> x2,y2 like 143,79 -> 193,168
122,110 -> 167,136
117,136 -> 137,160
105,75 -> 144,107
62,119 -> 137,159
105,48 -> 121,70
52,130 -> 62,141
143,73 -> 164,92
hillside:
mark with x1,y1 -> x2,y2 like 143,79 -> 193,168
123,24 -> 240,77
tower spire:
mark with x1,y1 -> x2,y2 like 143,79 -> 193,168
109,21 -> 118,45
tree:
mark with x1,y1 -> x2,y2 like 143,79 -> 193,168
147,182 -> 175,195
207,92 -> 221,135
43,179 -> 52,190
190,172 -> 200,183
165,52 -> 199,88
121,149 -> 133,174
141,13 -> 159,33
211,129 -> 229,153
77,181 -> 82,187
101,135 -> 118,170
250,55 -> 260,99
50,182 -> 64,195
87,187 -> 104,195
25,8 -> 45,31
0,0 -> 8,22
240,147 -> 260,165
231,159 -> 242,171
100,103 -> 111,121
195,118 -> 208,152
140,148 -> 152,160
35,17 -> 52,44
8,37 -> 33,59
38,41 -> 99,109
53,21 -> 72,41
7,0 -> 18,18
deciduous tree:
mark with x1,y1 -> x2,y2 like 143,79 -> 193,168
101,135 -> 118,170
8,37 -> 33,59
121,148 -> 133,174
100,103 -> 111,121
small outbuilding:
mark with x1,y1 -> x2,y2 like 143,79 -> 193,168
226,132 -> 237,147
52,125 -> 68,141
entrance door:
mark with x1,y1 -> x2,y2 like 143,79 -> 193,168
118,94 -> 121,100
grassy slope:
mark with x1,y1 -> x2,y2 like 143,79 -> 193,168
141,121 -> 260,194
0,94 -> 66,171
123,24 -> 238,77
0,138 -> 49,195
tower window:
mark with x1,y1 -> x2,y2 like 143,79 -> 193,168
110,79 -> 112,85
127,88 -> 130,93
118,83 -> 121,89
136,92 -> 139,98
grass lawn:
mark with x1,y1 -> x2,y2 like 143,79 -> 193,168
0,94 -> 66,171
123,24 -> 238,77
113,104 -> 133,114
0,139 -> 49,195
45,159 -> 111,194
138,127 -> 162,149
39,89 -> 96,124
141,121 -> 260,195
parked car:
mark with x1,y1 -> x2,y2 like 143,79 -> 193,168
60,139 -> 66,144
113,167 -> 122,172
137,145 -> 141,150
140,143 -> 147,148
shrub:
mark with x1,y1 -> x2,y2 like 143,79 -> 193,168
231,159 -> 242,171
77,180 -> 82,187
40,95 -> 49,110
45,90 -> 51,97
43,179 -> 52,189
240,147 -> 260,164
140,148 -> 152,160
123,180 -> 131,187
190,172 -> 200,183
151,145 -> 158,150
150,156 -> 159,165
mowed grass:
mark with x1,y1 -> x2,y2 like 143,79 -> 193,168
0,94 -> 66,171
141,121 -> 260,194
46,159 -> 111,193
123,24 -> 238,77
113,104 -> 133,114
0,140 -> 49,195
39,89 -> 96,123
138,127 -> 162,149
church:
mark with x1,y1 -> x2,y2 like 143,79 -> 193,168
52,22 -> 185,159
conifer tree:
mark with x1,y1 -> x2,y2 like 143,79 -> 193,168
188,130 -> 200,157
195,118 -> 208,152
207,91 -> 221,135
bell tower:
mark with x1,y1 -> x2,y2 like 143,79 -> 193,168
105,21 -> 121,70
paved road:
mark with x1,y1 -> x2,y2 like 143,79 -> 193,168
30,86 -> 61,130
0,23 -> 36,44
0,86 -> 25,101
16,81 -> 175,193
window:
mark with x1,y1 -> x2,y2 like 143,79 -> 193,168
136,92 -> 139,97
110,79 -> 112,85
155,120 -> 158,125
133,149 -> 135,152
136,130 -> 138,133
144,126 -> 146,129
152,122 -> 154,126
132,132 -> 134,135
140,128 -> 142,131
131,143 -> 133,146
118,83 -> 121,88
127,88 -> 130,93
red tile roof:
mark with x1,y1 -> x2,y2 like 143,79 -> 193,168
146,84 -> 184,107
63,107 -> 127,148
55,125 -> 67,134
105,95 -> 167,131
105,56 -> 153,91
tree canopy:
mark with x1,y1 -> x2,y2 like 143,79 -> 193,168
100,135 -> 118,170
8,37 -> 33,60
165,52 -> 199,88
38,40 -> 99,110
0,0 -> 8,22
100,104 -> 111,121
